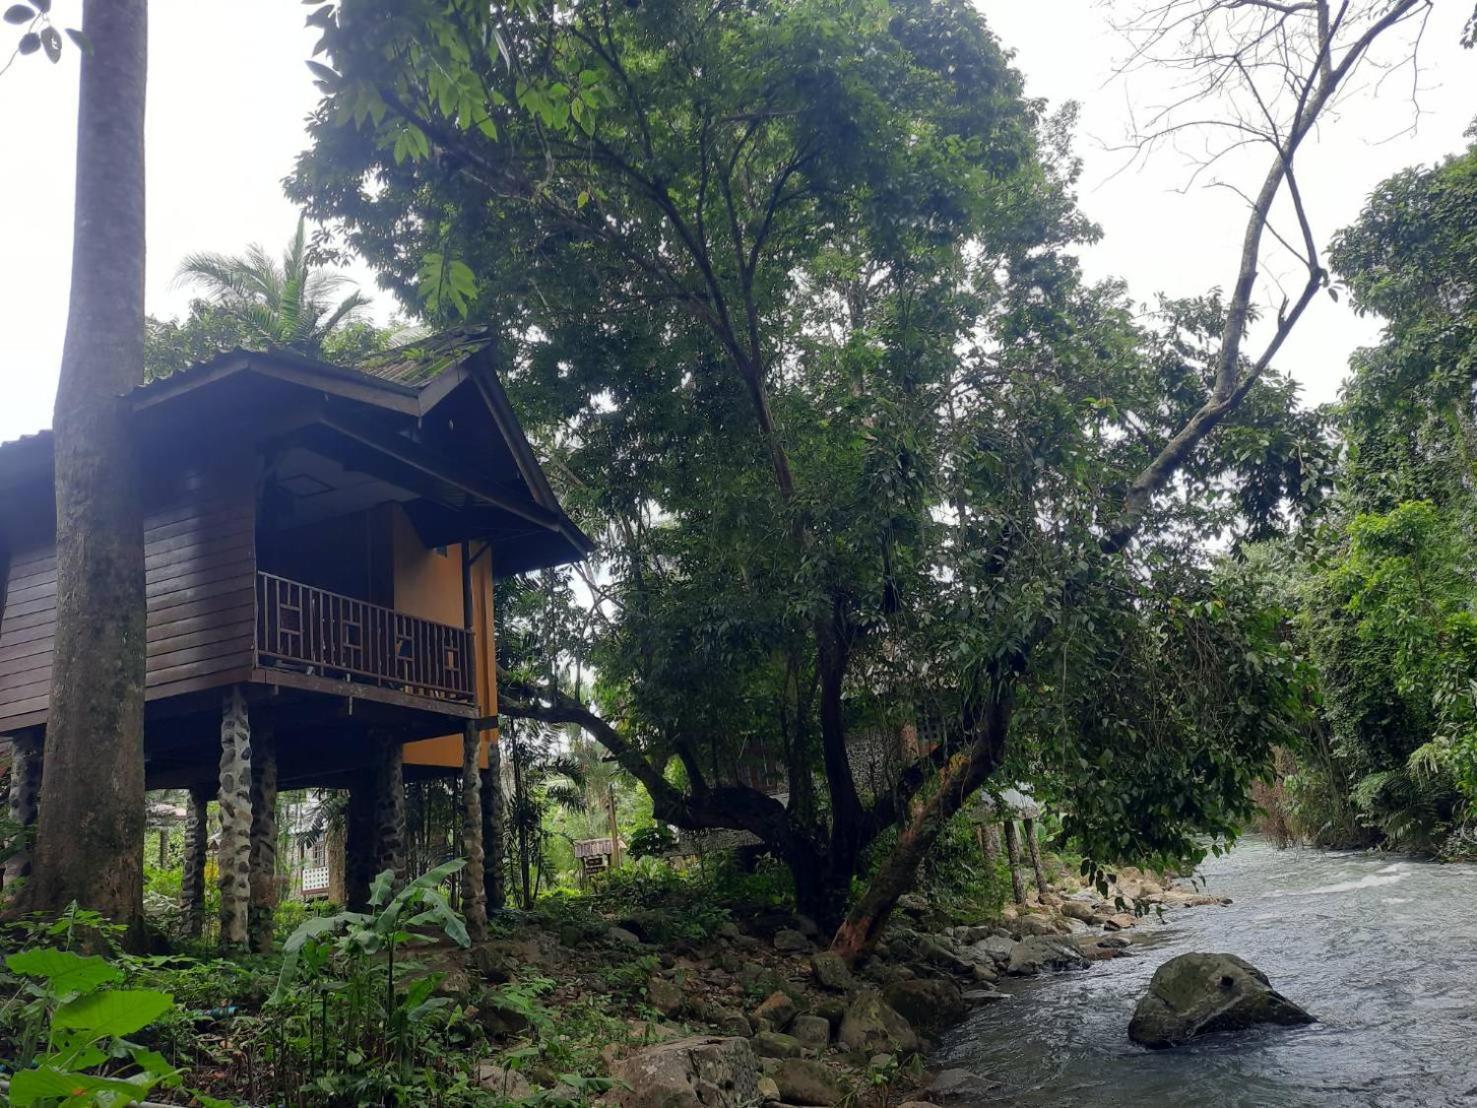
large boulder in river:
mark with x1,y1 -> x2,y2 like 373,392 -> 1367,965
1128,953 -> 1315,1049
837,990 -> 919,1054
1005,936 -> 1088,976
883,978 -> 966,1035
610,1035 -> 760,1108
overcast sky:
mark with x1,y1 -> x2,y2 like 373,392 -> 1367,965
1,2 -> 1473,446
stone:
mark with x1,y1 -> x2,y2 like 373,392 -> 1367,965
752,1031 -> 805,1059
1059,900 -> 1097,924
837,990 -> 919,1055
1128,953 -> 1315,1049
1006,936 -> 1089,977
970,962 -> 998,985
609,1035 -> 761,1108
754,990 -> 798,1031
791,1014 -> 831,1050
1013,914 -> 1066,938
475,1063 -> 533,1099
968,935 -> 1017,967
468,943 -> 514,984
610,926 -> 644,946
772,1059 -> 843,1106
926,1068 -> 1000,1102
915,935 -> 976,976
1103,913 -> 1138,931
898,1102 -> 944,1108
696,1002 -> 754,1038
882,978 -> 966,1036
757,1076 -> 781,1102
813,998 -> 848,1030
1099,934 -> 1131,950
793,915 -> 821,938
810,952 -> 856,993
897,893 -> 929,913
947,925 -> 993,944
475,995 -> 532,1037
650,976 -> 685,1017
774,929 -> 813,954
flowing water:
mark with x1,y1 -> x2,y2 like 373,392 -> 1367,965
935,838 -> 1477,1107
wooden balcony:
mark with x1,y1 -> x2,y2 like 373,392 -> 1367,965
255,572 -> 476,706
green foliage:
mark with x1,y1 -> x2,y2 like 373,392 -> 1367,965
625,824 -> 678,861
0,936 -> 223,1108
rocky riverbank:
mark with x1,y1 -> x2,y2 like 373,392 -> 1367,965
454,868 -> 1231,1107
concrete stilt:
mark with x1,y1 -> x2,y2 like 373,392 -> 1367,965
372,733 -> 405,884
217,686 -> 253,950
248,728 -> 278,954
3,731 -> 42,889
180,785 -> 210,938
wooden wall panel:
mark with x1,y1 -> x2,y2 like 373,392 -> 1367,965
0,464 -> 257,733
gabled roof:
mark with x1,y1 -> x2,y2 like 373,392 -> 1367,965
0,341 -> 592,576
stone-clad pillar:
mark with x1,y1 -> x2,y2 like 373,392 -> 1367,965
217,686 -> 253,950
248,727 -> 278,954
3,732 -> 43,888
1001,819 -> 1028,905
345,772 -> 375,912
180,785 -> 210,938
372,733 -> 405,884
481,743 -> 506,911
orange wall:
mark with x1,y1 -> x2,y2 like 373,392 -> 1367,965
389,507 -> 500,770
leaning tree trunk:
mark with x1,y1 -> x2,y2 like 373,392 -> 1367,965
22,0 -> 149,937
830,688 -> 1011,965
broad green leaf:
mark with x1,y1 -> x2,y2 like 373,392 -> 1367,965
6,948 -> 122,994
53,989 -> 174,1038
8,1066 -> 152,1106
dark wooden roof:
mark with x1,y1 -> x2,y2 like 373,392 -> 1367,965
0,341 -> 592,576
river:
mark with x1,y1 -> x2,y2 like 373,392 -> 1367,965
935,838 -> 1477,1107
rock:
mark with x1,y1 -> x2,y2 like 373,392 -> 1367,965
1006,936 -> 1089,977
649,976 -> 685,1017
1103,913 -> 1138,931
757,1076 -> 781,1102
475,1062 -> 533,1098
915,935 -> 977,976
752,1031 -> 805,1059
774,929 -> 813,954
772,1059 -> 844,1106
810,952 -> 856,993
1059,900 -> 1097,924
1099,934 -> 1131,949
754,990 -> 798,1032
968,935 -> 1017,967
882,978 -> 966,1036
898,1102 -> 944,1108
468,943 -> 514,983
474,994 -> 532,1037
813,998 -> 848,1030
926,1068 -> 1000,1102
609,926 -> 644,947
897,894 -> 930,913
1128,953 -> 1315,1049
609,1035 -> 761,1108
948,925 -> 993,944
791,1014 -> 831,1050
716,949 -> 746,974
837,990 -> 919,1055
969,962 -> 998,985
793,915 -> 821,938
696,1001 -> 754,1038
1013,914 -> 1066,938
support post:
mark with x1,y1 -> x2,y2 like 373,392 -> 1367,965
345,774 -> 374,912
459,543 -> 487,941
248,727 -> 278,954
180,786 -> 209,939
1001,819 -> 1027,905
1023,816 -> 1049,900
979,821 -> 1000,866
3,732 -> 43,889
481,745 -> 506,911
217,686 -> 253,950
372,733 -> 405,883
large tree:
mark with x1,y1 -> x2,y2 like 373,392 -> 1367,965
20,0 -> 150,932
289,0 -> 1423,957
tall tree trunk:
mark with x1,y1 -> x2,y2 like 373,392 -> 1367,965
23,0 -> 149,936
460,723 -> 488,940
180,786 -> 208,939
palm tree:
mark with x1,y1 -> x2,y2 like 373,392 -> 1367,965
175,216 -> 369,357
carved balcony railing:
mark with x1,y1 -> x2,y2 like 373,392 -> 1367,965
255,572 -> 476,704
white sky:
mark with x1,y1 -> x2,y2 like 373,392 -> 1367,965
1,1 -> 1473,446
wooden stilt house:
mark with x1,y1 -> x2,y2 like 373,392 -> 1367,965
0,341 -> 589,940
